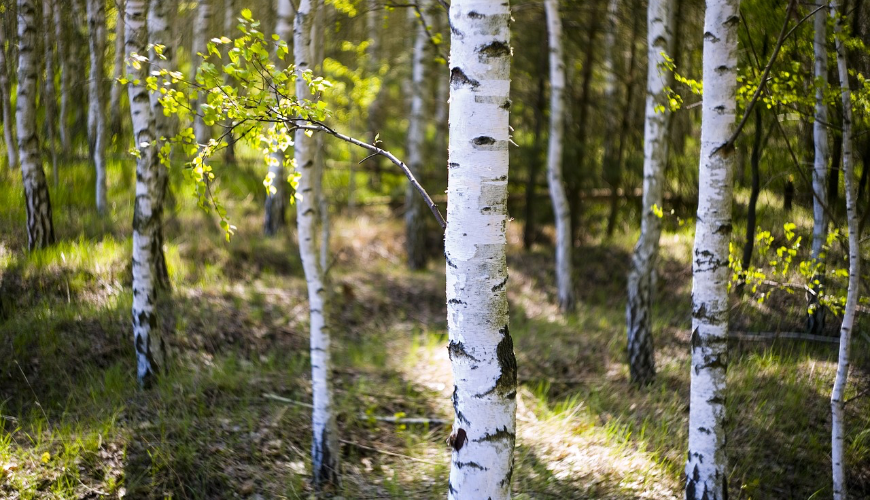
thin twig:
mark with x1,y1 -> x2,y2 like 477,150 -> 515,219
363,415 -> 449,425
262,393 -> 314,408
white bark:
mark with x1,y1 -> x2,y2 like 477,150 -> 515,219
264,0 -> 294,236
405,0 -> 428,270
110,0 -> 126,135
626,0 -> 672,386
42,0 -> 59,185
17,0 -> 55,250
685,0 -> 739,498
830,2 -> 860,497
55,1 -> 73,153
808,2 -> 830,333
0,4 -> 17,169
127,0 -> 161,387
87,0 -> 108,212
544,0 -> 573,312
295,0 -> 338,487
192,0 -> 212,145
446,1 -> 515,498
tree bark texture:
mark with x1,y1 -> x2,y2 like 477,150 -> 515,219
264,0 -> 293,236
295,0 -> 339,488
446,1 -> 516,498
192,0 -> 212,145
127,0 -> 162,387
544,0 -> 574,312
110,0 -> 126,138
0,4 -> 17,169
17,0 -> 55,250
830,2 -> 861,498
405,0 -> 429,270
625,0 -> 672,386
685,1 -> 740,498
87,0 -> 108,212
42,0 -> 59,185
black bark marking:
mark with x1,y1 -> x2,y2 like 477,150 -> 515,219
704,31 -> 720,43
478,326 -> 517,398
448,341 -> 480,362
477,41 -> 510,59
491,275 -> 508,292
499,465 -> 514,488
447,427 -> 467,451
448,298 -> 467,306
467,11 -> 485,19
452,386 -> 470,424
474,426 -> 515,443
691,328 -> 700,350
450,67 -> 479,89
473,136 -> 496,146
500,99 -> 511,110
455,460 -> 486,470
449,162 -> 460,169
713,223 -> 732,235
448,481 -> 458,495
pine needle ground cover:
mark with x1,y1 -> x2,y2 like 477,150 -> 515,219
0,159 -> 868,498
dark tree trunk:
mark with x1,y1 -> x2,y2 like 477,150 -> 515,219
523,34 -> 547,250
829,129 -> 842,221
741,106 -> 763,271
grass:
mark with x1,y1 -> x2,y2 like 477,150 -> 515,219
0,154 -> 868,499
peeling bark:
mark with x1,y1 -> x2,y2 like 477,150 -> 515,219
685,1 -> 740,498
446,1 -> 515,498
17,0 -> 55,250
544,0 -> 574,312
626,0 -> 672,386
830,2 -> 860,497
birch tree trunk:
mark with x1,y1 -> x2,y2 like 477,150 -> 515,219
87,0 -> 108,213
626,0 -> 672,386
147,0 -> 173,290
295,0 -> 338,488
126,0 -> 161,387
54,0 -> 72,153
42,0 -> 59,186
0,6 -> 17,169
264,0 -> 293,236
17,0 -> 55,250
192,0 -> 212,145
446,1 -> 515,498
808,4 -> 830,334
366,0 -> 383,189
222,0 -> 236,164
405,0 -> 428,270
110,0 -> 126,137
830,2 -> 861,497
685,0 -> 739,498
602,0 -> 622,236
544,0 -> 573,312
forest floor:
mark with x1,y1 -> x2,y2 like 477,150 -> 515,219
0,158 -> 869,499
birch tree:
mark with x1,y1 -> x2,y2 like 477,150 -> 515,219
264,0 -> 294,236
544,0 -> 573,312
126,0 -> 162,386
17,0 -> 55,250
42,0 -> 59,184
404,0 -> 429,270
294,0 -> 339,488
685,0 -> 739,497
87,0 -> 108,212
445,1 -> 516,498
808,4 -> 829,333
55,0 -> 72,153
829,2 -> 861,497
222,0 -> 236,164
110,0 -> 126,136
602,0 -> 622,236
0,3 -> 17,169
625,0 -> 672,386
192,0 -> 212,145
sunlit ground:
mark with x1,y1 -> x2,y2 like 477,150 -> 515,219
0,156 -> 868,498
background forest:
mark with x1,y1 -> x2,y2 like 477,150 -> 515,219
0,0 -> 869,498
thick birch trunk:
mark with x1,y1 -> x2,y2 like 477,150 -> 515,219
685,1 -> 739,498
55,0 -> 72,153
446,1 -> 515,498
147,0 -> 173,290
192,0 -> 212,145
17,0 -> 55,250
808,6 -> 830,333
830,2 -> 860,497
126,0 -> 161,387
87,0 -> 108,213
405,0 -> 428,270
0,8 -> 17,169
295,0 -> 338,488
42,0 -> 59,186
544,0 -> 573,312
264,0 -> 293,236
626,0 -> 672,386
602,0 -> 621,236
110,0 -> 126,137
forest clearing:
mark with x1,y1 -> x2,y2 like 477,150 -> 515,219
1,0 -> 870,498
